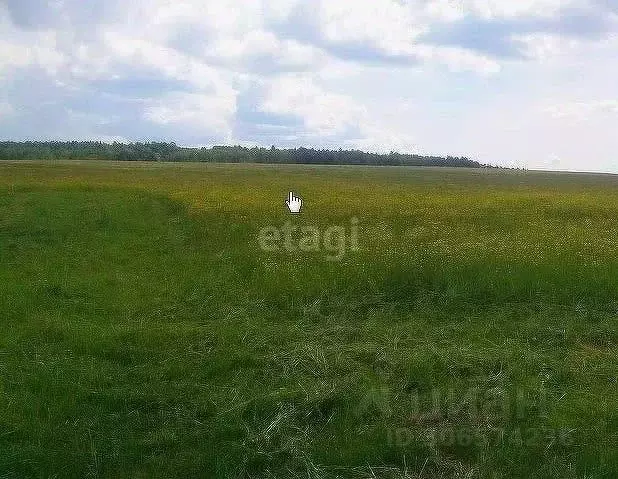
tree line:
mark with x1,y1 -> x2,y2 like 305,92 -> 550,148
0,141 -> 494,168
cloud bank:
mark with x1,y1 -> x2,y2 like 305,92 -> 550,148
0,0 -> 617,171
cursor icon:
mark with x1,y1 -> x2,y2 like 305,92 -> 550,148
285,191 -> 302,214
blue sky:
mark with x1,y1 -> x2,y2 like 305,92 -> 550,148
0,0 -> 617,171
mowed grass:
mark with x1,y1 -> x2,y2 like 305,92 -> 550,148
0,160 -> 617,478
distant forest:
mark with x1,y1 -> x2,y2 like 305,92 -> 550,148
0,141 -> 493,168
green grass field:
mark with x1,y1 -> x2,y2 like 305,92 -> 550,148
0,161 -> 617,478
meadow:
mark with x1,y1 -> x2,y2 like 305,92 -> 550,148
0,160 -> 617,478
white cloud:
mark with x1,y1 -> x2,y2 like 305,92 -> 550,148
513,33 -> 585,60
423,0 -> 467,22
101,32 -> 230,90
421,0 -> 574,22
260,74 -> 367,135
464,0 -> 577,19
256,72 -> 425,153
0,12 -> 66,77
414,44 -> 502,74
348,126 -> 419,154
144,92 -> 236,139
204,29 -> 326,72
317,0 -> 427,51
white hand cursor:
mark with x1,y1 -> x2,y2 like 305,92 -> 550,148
286,191 -> 302,214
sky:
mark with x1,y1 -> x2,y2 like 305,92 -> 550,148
0,0 -> 617,172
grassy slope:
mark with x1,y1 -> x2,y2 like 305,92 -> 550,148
0,161 -> 617,478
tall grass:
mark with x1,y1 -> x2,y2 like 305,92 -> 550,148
0,161 -> 616,478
